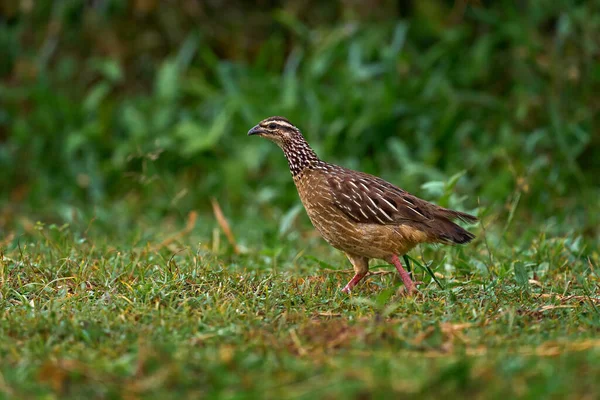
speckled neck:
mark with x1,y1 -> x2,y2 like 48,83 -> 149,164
281,136 -> 319,176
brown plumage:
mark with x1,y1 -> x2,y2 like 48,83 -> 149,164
248,116 -> 478,294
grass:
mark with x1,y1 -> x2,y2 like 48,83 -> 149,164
2,1 -> 600,398
1,200 -> 598,398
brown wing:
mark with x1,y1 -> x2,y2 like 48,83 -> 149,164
327,169 -> 436,226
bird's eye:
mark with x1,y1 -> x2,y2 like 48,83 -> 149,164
268,123 -> 277,129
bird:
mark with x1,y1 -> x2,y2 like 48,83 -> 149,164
248,116 -> 478,294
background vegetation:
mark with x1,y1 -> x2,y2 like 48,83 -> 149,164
1,0 -> 599,398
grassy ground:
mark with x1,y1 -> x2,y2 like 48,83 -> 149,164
2,1 -> 600,398
1,199 -> 598,399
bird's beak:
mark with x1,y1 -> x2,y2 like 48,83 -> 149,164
248,125 -> 264,136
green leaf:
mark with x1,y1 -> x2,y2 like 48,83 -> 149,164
90,58 -> 123,83
405,255 -> 444,289
445,170 -> 466,193
305,256 -> 337,270
514,262 -> 528,288
83,83 -> 110,113
175,109 -> 230,156
279,204 -> 303,237
156,60 -> 179,101
375,288 -> 395,308
121,104 -> 148,137
421,181 -> 445,197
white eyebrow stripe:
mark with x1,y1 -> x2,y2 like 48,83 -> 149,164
264,120 -> 294,129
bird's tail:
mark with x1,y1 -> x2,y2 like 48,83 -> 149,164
436,219 -> 475,244
434,208 -> 478,245
437,208 -> 478,224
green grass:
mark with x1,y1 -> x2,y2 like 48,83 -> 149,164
1,203 -> 598,398
2,1 -> 600,398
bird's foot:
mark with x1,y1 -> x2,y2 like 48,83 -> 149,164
341,272 -> 368,294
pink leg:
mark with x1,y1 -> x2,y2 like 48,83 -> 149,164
341,254 -> 369,294
390,254 -> 416,294
341,272 -> 368,293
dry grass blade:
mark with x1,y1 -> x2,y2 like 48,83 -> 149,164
211,198 -> 240,254
315,311 -> 342,318
538,293 -> 600,304
155,211 -> 197,250
537,305 -> 577,311
289,328 -> 308,356
525,339 -> 600,357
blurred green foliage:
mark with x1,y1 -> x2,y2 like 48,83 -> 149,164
1,2 -> 600,397
1,0 -> 599,237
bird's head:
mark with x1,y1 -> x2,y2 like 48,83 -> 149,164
248,116 -> 319,175
247,116 -> 303,148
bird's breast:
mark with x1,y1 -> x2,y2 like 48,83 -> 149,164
293,170 -> 349,244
